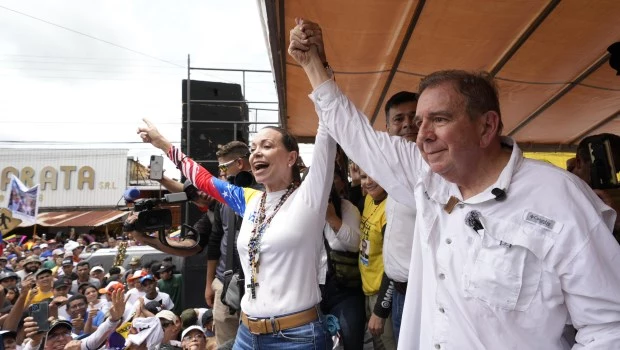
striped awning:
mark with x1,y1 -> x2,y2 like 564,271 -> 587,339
20,210 -> 128,227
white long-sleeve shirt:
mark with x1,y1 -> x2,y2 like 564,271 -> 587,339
311,79 -> 620,349
319,199 -> 362,284
165,124 -> 335,318
236,124 -> 336,317
21,318 -> 121,350
384,196 -> 416,283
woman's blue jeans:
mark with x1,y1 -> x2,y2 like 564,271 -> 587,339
233,316 -> 333,349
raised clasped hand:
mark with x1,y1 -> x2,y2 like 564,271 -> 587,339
288,17 -> 325,66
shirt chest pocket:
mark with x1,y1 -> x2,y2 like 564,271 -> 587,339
464,217 -> 554,311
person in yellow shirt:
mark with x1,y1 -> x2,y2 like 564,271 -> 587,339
25,268 -> 54,307
358,168 -> 395,350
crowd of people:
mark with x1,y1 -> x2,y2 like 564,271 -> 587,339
2,17 -> 620,350
0,238 -> 217,350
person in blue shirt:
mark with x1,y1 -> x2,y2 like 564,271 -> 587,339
66,294 -> 105,335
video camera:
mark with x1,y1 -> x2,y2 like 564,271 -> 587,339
133,192 -> 188,232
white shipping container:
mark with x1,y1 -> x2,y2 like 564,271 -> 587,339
0,149 -> 128,208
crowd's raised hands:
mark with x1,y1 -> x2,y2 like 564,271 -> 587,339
108,288 -> 126,322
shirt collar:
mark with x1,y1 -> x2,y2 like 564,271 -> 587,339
421,136 -> 524,205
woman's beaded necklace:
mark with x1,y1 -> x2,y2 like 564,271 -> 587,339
247,183 -> 297,299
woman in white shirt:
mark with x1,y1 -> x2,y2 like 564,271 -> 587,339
83,284 -> 110,315
137,119 -> 336,349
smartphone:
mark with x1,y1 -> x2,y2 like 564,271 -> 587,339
30,301 -> 50,333
150,155 -> 164,180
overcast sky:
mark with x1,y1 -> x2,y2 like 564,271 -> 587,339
0,1 -> 314,178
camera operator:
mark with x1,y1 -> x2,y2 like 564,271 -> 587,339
124,174 -> 215,257
570,133 -> 620,242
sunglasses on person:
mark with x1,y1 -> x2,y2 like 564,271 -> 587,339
218,157 -> 242,172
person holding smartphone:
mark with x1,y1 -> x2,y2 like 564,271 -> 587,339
25,269 -> 54,307
22,289 -> 126,350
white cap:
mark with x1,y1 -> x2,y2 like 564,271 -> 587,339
40,243 -> 48,249
125,317 -> 164,348
64,240 -> 79,253
181,325 -> 205,340
90,266 -> 105,273
156,310 -> 179,324
52,248 -> 64,256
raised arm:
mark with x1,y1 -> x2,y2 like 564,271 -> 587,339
289,19 -> 420,208
81,289 -> 125,350
137,118 -> 260,216
325,199 -> 361,252
298,123 -> 336,214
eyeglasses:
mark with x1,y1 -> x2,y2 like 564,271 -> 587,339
218,157 -> 241,172
183,334 -> 205,341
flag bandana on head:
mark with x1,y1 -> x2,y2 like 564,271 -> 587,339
6,174 -> 39,222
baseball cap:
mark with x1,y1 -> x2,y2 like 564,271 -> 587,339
0,271 -> 18,282
127,270 -> 148,283
52,248 -> 64,256
201,309 -> 213,326
140,274 -> 155,284
180,309 -> 197,328
157,263 -> 174,273
90,266 -> 105,274
40,243 -> 48,249
64,241 -> 79,253
99,281 -> 125,294
129,256 -> 141,265
156,310 -> 179,324
42,260 -> 56,269
61,257 -> 73,266
45,319 -> 72,342
53,278 -> 71,290
144,300 -> 163,314
34,268 -> 52,278
0,256 -> 7,261
23,256 -> 42,266
181,325 -> 205,340
32,244 -> 40,250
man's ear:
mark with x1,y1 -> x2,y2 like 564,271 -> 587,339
479,111 -> 501,148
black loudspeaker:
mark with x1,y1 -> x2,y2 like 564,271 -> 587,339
179,80 -> 248,310
182,79 -> 243,102
181,105 -> 249,163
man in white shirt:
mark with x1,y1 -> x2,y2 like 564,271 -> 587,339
289,19 -> 620,349
140,274 -> 174,311
124,270 -> 147,306
382,91 -> 419,344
